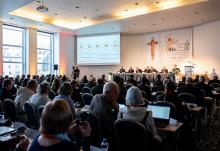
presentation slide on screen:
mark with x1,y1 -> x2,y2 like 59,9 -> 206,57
77,34 -> 120,65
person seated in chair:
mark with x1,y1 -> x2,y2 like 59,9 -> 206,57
128,67 -> 134,73
144,66 -> 151,73
177,77 -> 204,106
127,75 -> 137,86
195,76 -> 213,98
136,67 -> 142,73
118,87 -> 162,145
85,76 -> 97,89
90,81 -> 119,150
28,100 -> 91,151
1,79 -> 16,100
119,66 -> 126,73
161,66 -> 168,73
150,66 -> 158,73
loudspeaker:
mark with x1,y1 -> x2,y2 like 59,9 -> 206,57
54,64 -> 58,70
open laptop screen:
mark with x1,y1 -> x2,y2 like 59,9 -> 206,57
147,105 -> 170,120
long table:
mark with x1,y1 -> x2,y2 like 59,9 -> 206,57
112,72 -> 169,82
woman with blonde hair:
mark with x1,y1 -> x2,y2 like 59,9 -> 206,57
28,100 -> 90,151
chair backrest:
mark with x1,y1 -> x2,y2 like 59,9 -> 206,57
24,102 -> 39,129
210,83 -> 220,88
114,119 -> 147,151
79,83 -> 85,92
88,112 -> 102,147
82,93 -> 93,105
92,86 -> 102,96
82,87 -> 92,94
38,105 -> 44,119
154,101 -> 176,119
178,93 -> 196,104
4,99 -> 17,121
0,99 -> 4,112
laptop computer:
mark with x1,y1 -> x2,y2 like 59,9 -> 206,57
147,104 -> 171,128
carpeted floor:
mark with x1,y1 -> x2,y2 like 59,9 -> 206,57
198,107 -> 220,151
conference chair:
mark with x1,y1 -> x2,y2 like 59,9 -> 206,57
38,105 -> 45,118
178,93 -> 196,105
82,87 -> 92,94
88,112 -> 102,147
92,86 -> 103,96
0,99 -> 4,112
3,99 -> 17,122
154,101 -> 176,119
210,83 -> 220,88
114,119 -> 148,151
24,102 -> 39,129
79,83 -> 85,92
82,93 -> 93,105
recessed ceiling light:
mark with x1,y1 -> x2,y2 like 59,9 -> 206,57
75,6 -> 79,9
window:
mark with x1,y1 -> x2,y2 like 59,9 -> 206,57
3,25 -> 25,76
37,32 -> 53,75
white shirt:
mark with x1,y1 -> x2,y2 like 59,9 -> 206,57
14,88 -> 35,111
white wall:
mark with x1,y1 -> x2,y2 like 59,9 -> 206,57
193,20 -> 220,74
0,21 -> 3,75
76,19 -> 220,78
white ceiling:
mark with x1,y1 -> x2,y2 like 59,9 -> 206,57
1,0 -> 220,35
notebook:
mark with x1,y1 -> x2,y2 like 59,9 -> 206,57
147,104 -> 171,128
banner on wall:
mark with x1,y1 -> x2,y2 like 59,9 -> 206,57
146,28 -> 192,64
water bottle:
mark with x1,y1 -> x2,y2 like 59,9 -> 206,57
101,138 -> 109,151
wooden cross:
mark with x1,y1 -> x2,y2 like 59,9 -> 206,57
147,38 -> 158,60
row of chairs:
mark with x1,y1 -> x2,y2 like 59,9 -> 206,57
0,99 -> 43,129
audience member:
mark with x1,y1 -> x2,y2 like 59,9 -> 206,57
138,76 -> 152,101
193,75 -> 200,83
154,74 -> 164,91
70,80 -> 83,107
1,79 -> 16,100
74,66 -> 80,79
136,67 -> 142,73
85,76 -> 96,89
208,75 -> 220,85
29,82 -> 50,111
113,75 -> 126,104
118,87 -> 162,146
15,79 -> 37,112
54,82 -> 76,117
144,66 -> 151,73
28,100 -> 91,151
127,75 -> 137,86
50,78 -> 61,97
81,75 -> 89,84
90,81 -> 119,150
177,77 -> 204,106
150,66 -> 158,73
195,76 -> 213,97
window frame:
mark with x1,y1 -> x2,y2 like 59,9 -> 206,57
2,24 -> 26,76
37,31 -> 54,75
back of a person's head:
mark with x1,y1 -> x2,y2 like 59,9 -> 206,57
213,75 -> 219,80
126,86 -> 144,106
40,100 -> 73,135
141,76 -> 148,84
37,82 -> 50,95
157,74 -> 161,79
97,78 -> 104,85
182,76 -> 186,82
3,79 -> 11,88
27,79 -> 37,89
165,80 -> 176,91
60,82 -> 72,96
51,78 -> 60,90
199,76 -> 206,83
103,81 -> 118,94
22,78 -> 30,87
113,75 -> 120,84
186,77 -> 193,84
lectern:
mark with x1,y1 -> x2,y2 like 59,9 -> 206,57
184,66 -> 194,78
